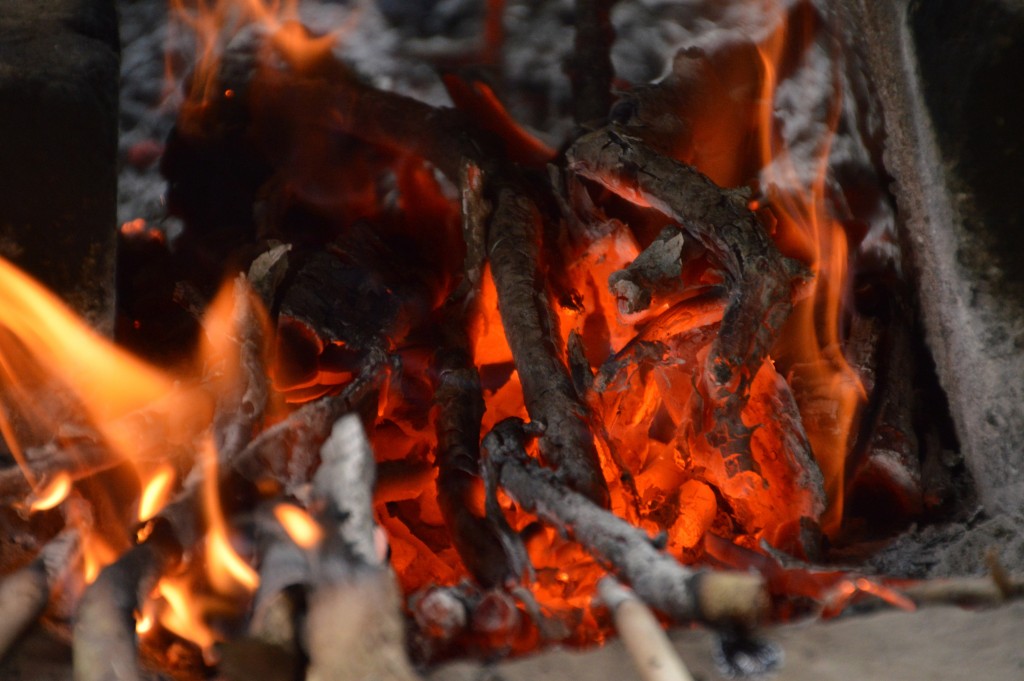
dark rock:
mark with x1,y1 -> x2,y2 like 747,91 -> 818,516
910,0 -> 1024,297
0,0 -> 120,329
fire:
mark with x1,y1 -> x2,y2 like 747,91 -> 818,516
151,576 -> 218,655
0,0 -> 890,670
0,250 -> 269,658
25,471 -> 72,513
139,465 -> 177,522
224,0 -> 866,636
274,502 -> 323,549
752,9 -> 867,533
200,438 -> 260,594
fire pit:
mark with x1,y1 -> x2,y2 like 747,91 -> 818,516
1,0 -> 1022,679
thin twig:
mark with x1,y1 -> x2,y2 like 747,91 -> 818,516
598,577 -> 696,681
482,418 -> 768,628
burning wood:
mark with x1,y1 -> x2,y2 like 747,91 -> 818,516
74,538 -> 178,681
0,528 -> 78,661
482,418 -> 769,629
569,127 -> 808,478
0,0 -> 1002,678
302,416 -> 418,681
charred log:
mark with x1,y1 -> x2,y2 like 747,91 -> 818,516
487,189 -> 610,506
433,344 -> 522,588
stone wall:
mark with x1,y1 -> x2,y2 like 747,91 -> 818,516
839,0 -> 1024,523
0,0 -> 120,330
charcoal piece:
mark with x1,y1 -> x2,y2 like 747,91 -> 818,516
0,0 -> 120,329
277,249 -> 399,357
608,225 -> 687,314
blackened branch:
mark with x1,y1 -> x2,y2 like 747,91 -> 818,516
433,344 -> 524,588
487,189 -> 610,506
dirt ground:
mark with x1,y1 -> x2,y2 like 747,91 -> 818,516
429,601 -> 1024,681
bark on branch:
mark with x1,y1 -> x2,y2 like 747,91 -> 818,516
487,189 -> 610,506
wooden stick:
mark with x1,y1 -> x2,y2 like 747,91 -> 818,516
303,415 -> 420,681
433,342 -> 523,588
0,439 -> 114,503
72,536 -> 178,681
482,418 -> 768,628
0,563 -> 48,662
487,188 -> 610,506
0,528 -> 79,662
900,571 -> 1024,608
598,577 -> 696,681
305,570 -> 418,681
231,347 -> 392,495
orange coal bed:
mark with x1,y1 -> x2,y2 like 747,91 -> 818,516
1,0 -> 1022,680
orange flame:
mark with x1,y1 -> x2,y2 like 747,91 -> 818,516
138,465 -> 177,522
0,0 -> 886,659
753,12 -> 866,533
0,253 -> 269,656
25,472 -> 72,513
135,610 -> 155,636
0,256 -> 217,584
274,503 -> 323,549
154,576 -> 218,655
